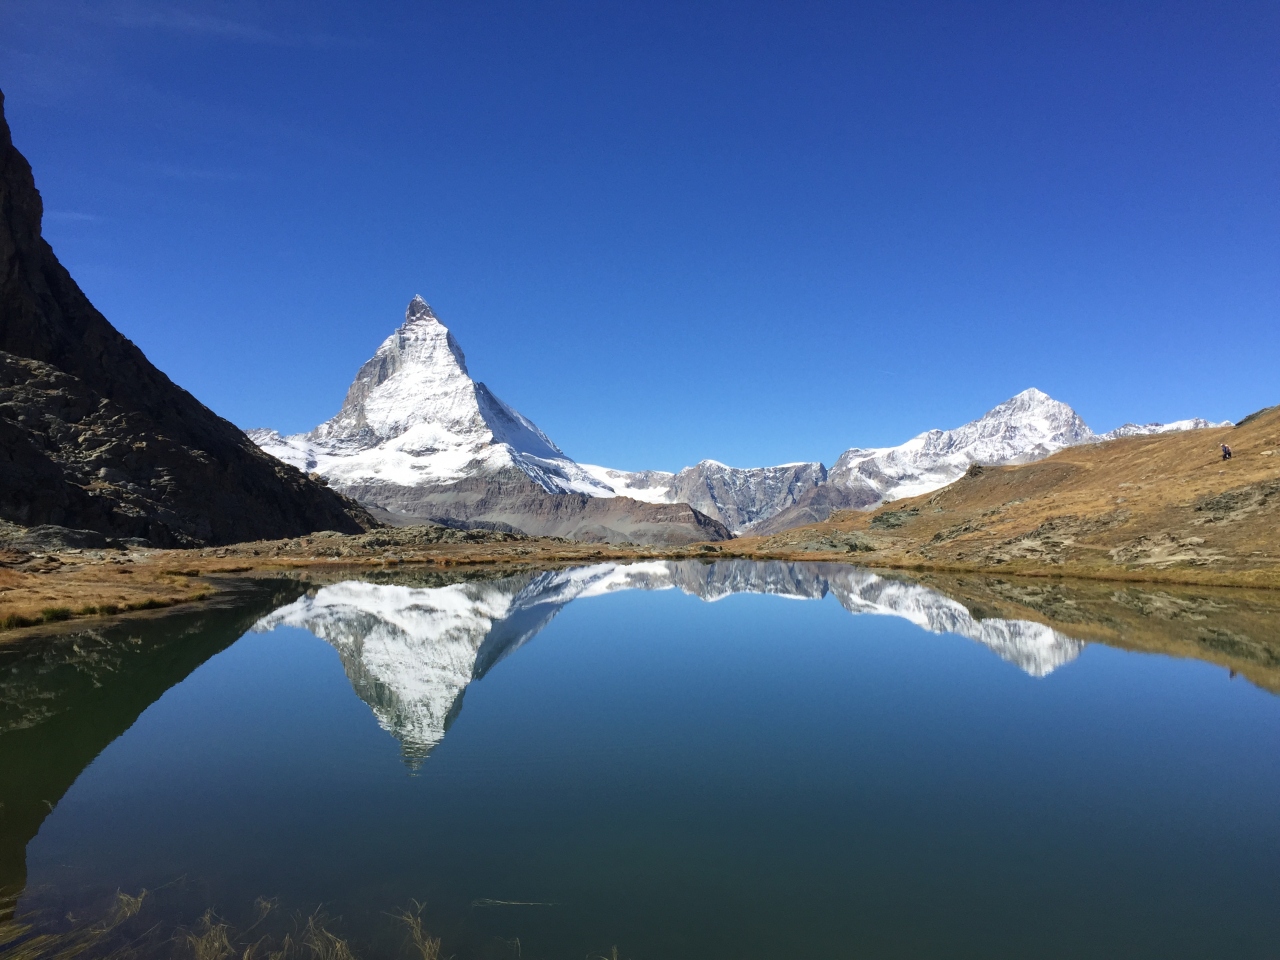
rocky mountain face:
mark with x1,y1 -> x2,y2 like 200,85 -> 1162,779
253,297 -> 730,545
665,461 -> 828,531
0,90 -> 371,547
752,388 -> 1096,533
255,560 -> 1084,764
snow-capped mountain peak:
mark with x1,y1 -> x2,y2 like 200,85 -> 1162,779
313,295 -> 560,457
249,299 -> 1229,539
824,387 -> 1094,506
252,297 -> 613,496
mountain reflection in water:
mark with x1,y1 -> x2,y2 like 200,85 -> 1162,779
253,560 -> 1084,764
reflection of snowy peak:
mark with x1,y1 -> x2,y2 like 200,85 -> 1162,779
665,560 -> 1083,676
819,566 -> 1082,677
253,579 -> 536,764
254,562 -> 1085,764
251,564 -> 684,764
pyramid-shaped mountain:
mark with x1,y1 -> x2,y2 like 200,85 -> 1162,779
252,298 -> 731,545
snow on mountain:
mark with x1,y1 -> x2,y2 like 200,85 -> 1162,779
1096,418 -> 1232,440
583,390 -> 1227,535
751,391 -> 1231,534
575,464 -> 676,503
249,297 -> 1227,538
825,388 -> 1094,507
252,296 -> 614,497
253,560 -> 1084,763
594,389 -> 1098,533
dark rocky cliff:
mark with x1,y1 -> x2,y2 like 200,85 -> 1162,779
0,89 -> 372,545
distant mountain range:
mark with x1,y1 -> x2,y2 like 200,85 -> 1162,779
253,297 -> 1228,542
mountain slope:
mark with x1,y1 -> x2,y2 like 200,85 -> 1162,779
582,391 -> 1225,536
0,89 -> 371,546
748,405 -> 1280,584
253,312 -> 1225,541
252,297 -> 612,495
752,391 -> 1230,535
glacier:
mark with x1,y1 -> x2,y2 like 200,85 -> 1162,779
253,560 -> 1085,765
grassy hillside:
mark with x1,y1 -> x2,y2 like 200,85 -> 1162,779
744,404 -> 1280,587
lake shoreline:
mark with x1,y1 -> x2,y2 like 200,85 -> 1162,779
3,525 -> 1279,642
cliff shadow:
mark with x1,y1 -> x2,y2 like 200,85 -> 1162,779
0,580 -> 309,911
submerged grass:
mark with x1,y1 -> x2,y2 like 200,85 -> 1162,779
395,903 -> 440,960
0,889 -> 151,960
0,890 -> 477,960
186,912 -> 233,960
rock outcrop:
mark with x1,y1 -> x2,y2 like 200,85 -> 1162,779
0,89 -> 372,546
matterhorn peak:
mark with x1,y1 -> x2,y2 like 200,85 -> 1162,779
252,295 -> 607,499
405,295 -> 438,324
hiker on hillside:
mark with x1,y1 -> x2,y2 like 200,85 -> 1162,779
1221,443 -> 1233,461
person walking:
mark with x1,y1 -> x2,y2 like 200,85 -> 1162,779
1221,443 -> 1233,461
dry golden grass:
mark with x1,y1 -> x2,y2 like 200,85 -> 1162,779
739,404 -> 1280,588
396,903 -> 441,960
0,532 -> 727,639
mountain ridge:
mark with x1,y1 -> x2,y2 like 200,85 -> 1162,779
254,302 -> 1226,539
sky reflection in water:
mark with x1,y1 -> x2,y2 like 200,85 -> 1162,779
12,561 -> 1280,959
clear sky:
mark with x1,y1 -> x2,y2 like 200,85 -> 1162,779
2,0 -> 1276,472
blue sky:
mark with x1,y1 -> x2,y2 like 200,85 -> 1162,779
2,0 -> 1276,471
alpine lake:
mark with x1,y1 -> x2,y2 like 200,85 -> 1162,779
2,560 -> 1278,960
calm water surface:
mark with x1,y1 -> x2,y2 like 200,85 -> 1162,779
3,561 -> 1279,959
